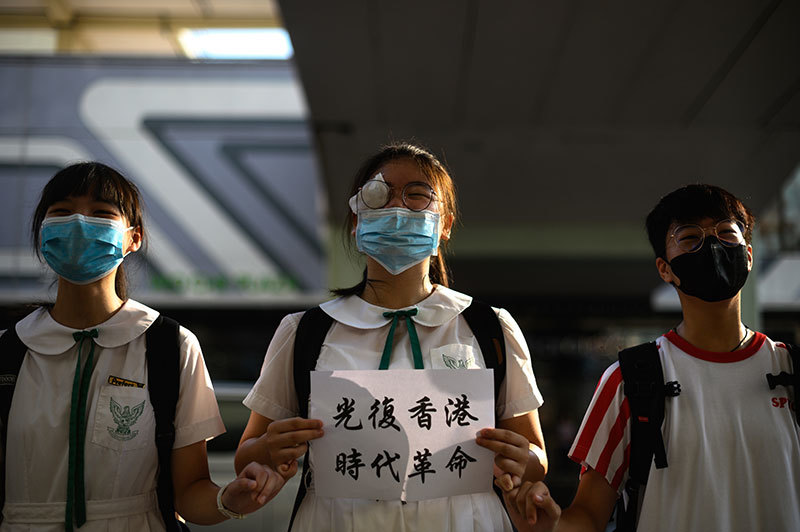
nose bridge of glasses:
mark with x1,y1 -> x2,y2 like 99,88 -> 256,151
380,184 -> 406,208
697,221 -> 742,244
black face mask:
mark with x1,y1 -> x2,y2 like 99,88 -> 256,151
667,237 -> 749,302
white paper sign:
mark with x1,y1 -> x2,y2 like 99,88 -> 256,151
309,369 -> 495,502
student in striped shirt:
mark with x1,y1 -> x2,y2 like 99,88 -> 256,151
498,184 -> 800,532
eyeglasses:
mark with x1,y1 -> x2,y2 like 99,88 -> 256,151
359,180 -> 437,212
669,219 -> 747,254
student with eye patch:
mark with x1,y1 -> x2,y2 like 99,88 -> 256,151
0,162 -> 286,532
235,142 -> 547,532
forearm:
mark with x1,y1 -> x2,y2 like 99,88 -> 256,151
175,479 -> 226,526
234,434 -> 273,474
553,505 -> 609,532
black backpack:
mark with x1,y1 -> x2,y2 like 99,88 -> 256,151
0,314 -> 189,532
288,300 -> 508,531
614,340 -> 799,532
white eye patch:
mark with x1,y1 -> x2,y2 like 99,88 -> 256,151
348,172 -> 388,214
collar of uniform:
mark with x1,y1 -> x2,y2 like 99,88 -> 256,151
15,299 -> 160,355
319,284 -> 473,329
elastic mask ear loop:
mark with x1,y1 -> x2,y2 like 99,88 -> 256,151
122,226 -> 137,258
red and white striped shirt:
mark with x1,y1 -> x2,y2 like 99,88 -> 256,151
568,331 -> 800,531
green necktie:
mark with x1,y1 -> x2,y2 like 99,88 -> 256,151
380,309 -> 423,370
65,329 -> 98,532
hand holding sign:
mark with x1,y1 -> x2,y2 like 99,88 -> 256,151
475,427 -> 533,491
264,417 -> 324,478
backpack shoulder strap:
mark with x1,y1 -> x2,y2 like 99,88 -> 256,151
459,300 -> 510,512
289,306 -> 334,532
460,300 -> 506,404
615,341 -> 680,532
618,341 -> 679,479
145,314 -> 183,532
789,344 -> 800,427
0,324 -> 28,519
293,307 -> 335,420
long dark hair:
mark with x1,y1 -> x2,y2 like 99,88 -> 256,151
32,162 -> 145,300
333,142 -> 458,297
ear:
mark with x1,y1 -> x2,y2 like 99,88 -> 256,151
126,225 -> 143,254
350,212 -> 358,236
440,213 -> 455,242
655,257 -> 675,284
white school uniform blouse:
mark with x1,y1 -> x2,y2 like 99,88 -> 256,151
244,285 -> 544,532
1,299 -> 225,532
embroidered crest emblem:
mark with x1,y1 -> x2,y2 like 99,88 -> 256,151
442,354 -> 474,369
107,397 -> 146,441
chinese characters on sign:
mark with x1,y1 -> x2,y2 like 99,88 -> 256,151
310,369 -> 494,502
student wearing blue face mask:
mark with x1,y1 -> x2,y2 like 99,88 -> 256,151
235,143 -> 547,532
0,162 -> 287,532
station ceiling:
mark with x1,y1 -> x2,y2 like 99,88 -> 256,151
281,0 -> 799,223
278,0 -> 800,302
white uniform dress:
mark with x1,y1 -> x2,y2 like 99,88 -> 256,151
1,299 -> 225,532
244,285 -> 543,532
569,330 -> 800,532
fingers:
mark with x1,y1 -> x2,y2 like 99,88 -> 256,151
267,418 -> 325,447
476,428 -> 529,454
236,462 -> 287,506
266,417 -> 324,465
239,462 -> 271,503
258,466 -> 286,502
270,442 -> 309,465
535,487 -> 562,523
494,473 -> 514,492
278,460 -> 298,480
477,427 -> 529,445
269,417 -> 324,434
520,482 -> 539,524
478,428 -> 529,482
515,482 -> 561,526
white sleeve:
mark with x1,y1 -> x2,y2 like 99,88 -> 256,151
494,307 -> 544,420
242,312 -> 303,421
173,326 -> 226,448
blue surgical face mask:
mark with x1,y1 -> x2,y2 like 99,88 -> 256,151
40,213 -> 134,285
356,207 -> 441,275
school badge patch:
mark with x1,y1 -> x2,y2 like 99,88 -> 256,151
442,353 -> 474,369
107,397 -> 146,441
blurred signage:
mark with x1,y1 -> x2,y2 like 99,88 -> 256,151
0,57 -> 326,306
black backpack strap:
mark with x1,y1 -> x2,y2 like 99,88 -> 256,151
0,325 -> 28,521
460,300 -> 506,404
145,315 -> 184,532
289,307 -> 334,532
615,341 -> 681,532
460,301 -> 512,523
767,343 -> 799,427
293,307 -> 334,420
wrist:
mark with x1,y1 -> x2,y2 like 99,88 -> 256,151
216,483 -> 246,520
